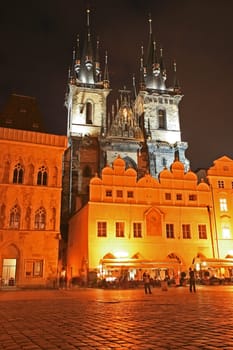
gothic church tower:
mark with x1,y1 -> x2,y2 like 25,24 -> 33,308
62,9 -> 110,223
136,16 -> 190,178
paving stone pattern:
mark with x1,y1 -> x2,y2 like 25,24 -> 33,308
0,286 -> 233,349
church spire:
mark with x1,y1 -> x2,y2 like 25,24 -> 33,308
103,51 -> 110,88
142,14 -> 167,92
173,61 -> 181,94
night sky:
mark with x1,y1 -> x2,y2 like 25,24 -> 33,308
1,0 -> 233,171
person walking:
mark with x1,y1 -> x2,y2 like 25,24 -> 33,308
143,273 -> 152,294
189,268 -> 196,293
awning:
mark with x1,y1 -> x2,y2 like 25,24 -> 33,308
197,258 -> 233,268
100,258 -> 180,269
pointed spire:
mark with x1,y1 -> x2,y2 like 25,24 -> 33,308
132,74 -> 137,100
75,35 -> 81,76
146,14 -> 154,76
69,48 -> 76,84
139,45 -> 146,90
103,51 -> 110,88
173,60 -> 181,93
95,37 -> 101,80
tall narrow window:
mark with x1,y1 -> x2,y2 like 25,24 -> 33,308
198,224 -> 207,239
166,224 -> 174,238
133,222 -> 142,238
97,222 -> 107,237
116,222 -> 124,237
220,198 -> 228,212
86,102 -> 92,124
13,163 -> 24,184
182,224 -> 191,239
37,166 -> 48,186
158,109 -> 166,129
9,205 -> 21,229
34,207 -> 46,229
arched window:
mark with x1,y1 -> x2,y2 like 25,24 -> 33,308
158,109 -> 166,129
9,205 -> 21,229
13,163 -> 24,184
37,166 -> 48,186
34,207 -> 46,230
86,102 -> 93,124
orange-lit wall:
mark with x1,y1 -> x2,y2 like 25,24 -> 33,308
0,127 -> 67,288
67,155 -> 222,280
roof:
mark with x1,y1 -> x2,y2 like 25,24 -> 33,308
0,94 -> 45,132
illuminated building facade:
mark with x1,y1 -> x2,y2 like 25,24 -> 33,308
67,156 -> 233,284
62,10 -> 190,224
65,10 -> 233,284
0,126 -> 67,288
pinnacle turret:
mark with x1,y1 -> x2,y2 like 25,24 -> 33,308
68,9 -> 109,89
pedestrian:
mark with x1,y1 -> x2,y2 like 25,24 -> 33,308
144,273 -> 152,294
189,268 -> 196,293
60,267 -> 67,289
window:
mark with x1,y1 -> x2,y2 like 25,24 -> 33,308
189,194 -> 197,201
158,109 -> 166,129
166,224 -> 174,238
116,190 -> 123,198
127,191 -> 134,198
86,102 -> 92,124
165,193 -> 171,200
9,205 -> 20,229
37,166 -> 48,186
162,158 -> 167,167
198,224 -> 207,239
218,180 -> 224,188
83,166 -> 92,177
182,224 -> 191,239
105,190 -> 112,197
176,194 -> 182,200
13,163 -> 24,184
133,222 -> 142,238
97,222 -> 107,237
34,207 -> 46,229
25,260 -> 43,277
220,198 -> 228,212
222,226 -> 231,239
116,222 -> 124,237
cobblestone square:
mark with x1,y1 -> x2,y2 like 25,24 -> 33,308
0,286 -> 233,349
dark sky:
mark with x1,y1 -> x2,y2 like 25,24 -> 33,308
1,0 -> 233,171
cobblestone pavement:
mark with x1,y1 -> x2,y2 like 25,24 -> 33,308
0,285 -> 233,350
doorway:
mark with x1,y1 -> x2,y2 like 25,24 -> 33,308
2,258 -> 16,287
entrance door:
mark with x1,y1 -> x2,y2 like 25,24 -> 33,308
2,259 -> 16,287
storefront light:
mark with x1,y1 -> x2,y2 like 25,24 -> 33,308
115,251 -> 129,258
